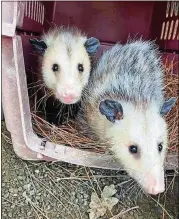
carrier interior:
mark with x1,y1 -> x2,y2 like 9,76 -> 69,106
18,1 -> 178,148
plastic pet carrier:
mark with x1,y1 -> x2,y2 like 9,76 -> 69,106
2,1 -> 178,169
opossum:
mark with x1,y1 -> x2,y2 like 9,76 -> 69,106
80,40 -> 176,195
29,26 -> 100,105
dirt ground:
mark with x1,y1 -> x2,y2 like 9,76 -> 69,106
1,121 -> 179,219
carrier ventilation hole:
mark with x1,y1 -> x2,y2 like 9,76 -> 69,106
172,19 -> 179,40
160,22 -> 165,40
160,19 -> 179,40
38,2 -> 41,23
175,3 -> 179,16
36,2 -> 38,22
164,21 -> 169,40
168,20 -> 174,40
166,1 -> 170,18
37,1 -> 40,22
25,1 -> 45,24
40,4 -> 43,24
39,3 -> 42,23
25,1 -> 27,17
31,1 -> 34,20
42,4 -> 45,24
34,1 -> 37,21
28,1 -> 31,18
170,2 -> 174,17
173,2 -> 179,16
166,1 -> 179,18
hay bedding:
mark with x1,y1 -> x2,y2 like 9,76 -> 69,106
29,60 -> 179,154
163,59 -> 178,153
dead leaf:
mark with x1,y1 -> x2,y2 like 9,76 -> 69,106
88,184 -> 119,219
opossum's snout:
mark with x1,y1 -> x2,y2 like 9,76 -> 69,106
144,166 -> 165,195
56,84 -> 81,104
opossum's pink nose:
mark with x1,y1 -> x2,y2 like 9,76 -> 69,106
56,86 -> 79,104
56,94 -> 78,104
145,170 -> 165,195
146,179 -> 165,195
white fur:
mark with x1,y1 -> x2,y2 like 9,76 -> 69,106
106,103 -> 167,193
81,41 -> 170,194
41,28 -> 91,104
86,102 -> 168,194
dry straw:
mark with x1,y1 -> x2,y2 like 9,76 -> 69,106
31,58 -> 178,154
163,58 -> 178,153
32,113 -> 106,153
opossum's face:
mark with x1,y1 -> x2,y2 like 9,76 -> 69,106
99,98 -> 176,195
42,42 -> 91,104
109,107 -> 168,195
29,37 -> 99,105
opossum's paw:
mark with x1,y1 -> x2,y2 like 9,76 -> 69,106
99,99 -> 123,123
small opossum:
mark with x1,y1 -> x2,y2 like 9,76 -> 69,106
80,40 -> 176,195
29,26 -> 100,105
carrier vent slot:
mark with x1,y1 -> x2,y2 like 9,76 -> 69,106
160,1 -> 179,41
24,1 -> 45,25
160,19 -> 179,40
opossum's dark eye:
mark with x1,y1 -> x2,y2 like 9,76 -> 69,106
52,64 -> 59,72
78,64 -> 84,72
158,143 -> 163,152
129,145 -> 138,154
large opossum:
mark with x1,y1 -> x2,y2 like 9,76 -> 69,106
80,40 -> 176,195
29,26 -> 100,105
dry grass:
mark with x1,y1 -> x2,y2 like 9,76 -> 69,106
109,206 -> 139,219
32,113 -> 107,154
163,58 -> 178,153
2,123 -> 178,219
30,59 -> 179,154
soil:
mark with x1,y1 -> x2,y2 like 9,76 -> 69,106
1,121 -> 179,219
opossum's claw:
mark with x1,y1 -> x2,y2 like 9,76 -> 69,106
99,99 -> 123,123
84,37 -> 100,54
160,97 -> 177,116
29,38 -> 47,54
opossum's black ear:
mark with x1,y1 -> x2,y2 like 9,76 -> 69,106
84,37 -> 100,54
160,97 -> 177,116
29,38 -> 47,54
99,99 -> 123,123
